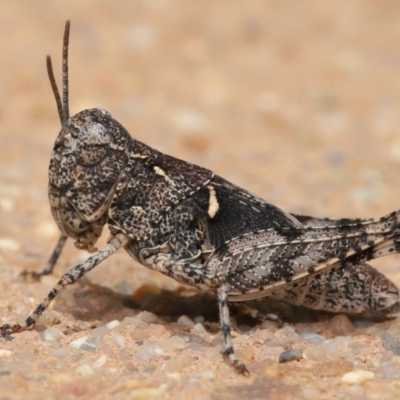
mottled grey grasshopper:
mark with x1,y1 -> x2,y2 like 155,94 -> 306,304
2,21 -> 400,376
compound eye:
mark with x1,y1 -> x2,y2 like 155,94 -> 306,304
75,122 -> 110,165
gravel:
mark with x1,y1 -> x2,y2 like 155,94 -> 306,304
2,2 -> 400,399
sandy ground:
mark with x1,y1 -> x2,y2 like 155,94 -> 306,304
1,1 -> 400,399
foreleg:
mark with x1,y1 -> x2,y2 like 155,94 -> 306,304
20,235 -> 68,279
1,233 -> 128,335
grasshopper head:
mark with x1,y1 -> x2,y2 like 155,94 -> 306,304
47,22 -> 132,251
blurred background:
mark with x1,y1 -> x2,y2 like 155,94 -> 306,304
1,1 -> 400,294
1,2 -> 400,397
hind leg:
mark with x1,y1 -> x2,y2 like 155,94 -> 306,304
270,261 -> 399,318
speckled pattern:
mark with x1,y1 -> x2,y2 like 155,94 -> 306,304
1,2 -> 400,399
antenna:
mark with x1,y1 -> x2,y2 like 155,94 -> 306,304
46,20 -> 71,128
62,20 -> 70,120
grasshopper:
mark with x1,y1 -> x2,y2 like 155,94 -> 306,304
2,21 -> 399,376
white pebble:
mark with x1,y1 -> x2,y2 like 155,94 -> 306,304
194,371 -> 215,380
133,344 -> 166,362
177,315 -> 194,329
50,348 -> 68,358
136,311 -> 158,324
303,346 -> 328,362
325,336 -> 353,347
0,349 -> 12,358
40,327 -> 65,342
279,325 -> 296,336
75,365 -> 95,377
163,336 -> 186,351
70,336 -> 102,352
115,280 -> 134,296
341,370 -> 375,384
148,324 -> 166,337
110,335 -> 126,349
93,355 -> 108,369
91,326 -> 110,337
252,329 -> 272,344
130,387 -> 166,400
210,337 -> 224,352
106,320 -> 120,330
0,238 -> 20,251
192,323 -> 205,334
121,317 -> 138,327
298,332 -> 326,345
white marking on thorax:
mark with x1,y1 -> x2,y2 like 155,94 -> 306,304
154,166 -> 173,183
207,185 -> 219,218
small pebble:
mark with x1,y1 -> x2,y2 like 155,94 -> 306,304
135,311 -> 158,324
186,342 -> 205,354
91,326 -> 110,337
279,349 -> 303,363
376,365 -> 400,380
192,323 -> 205,335
303,346 -> 328,362
40,327 -> 65,342
163,336 -> 186,351
194,371 -> 215,380
298,332 -> 326,345
121,317 -> 138,327
131,326 -> 150,341
319,360 -> 353,377
203,347 -> 220,359
115,280 -> 134,296
70,336 -> 102,352
129,386 -> 166,400
236,345 -> 255,362
0,238 -> 20,251
110,335 -> 126,349
259,320 -> 279,333
279,325 -> 296,336
166,355 -> 196,373
252,329 -> 272,344
93,355 -> 108,369
75,365 -> 95,377
50,348 -> 68,358
147,324 -> 166,337
267,334 -> 299,347
381,332 -> 400,356
210,337 -> 224,352
330,315 -> 354,336
324,336 -> 353,347
37,314 -> 61,331
177,315 -> 194,329
133,344 -> 166,362
57,289 -> 77,308
106,320 -> 120,330
0,349 -> 12,359
340,370 -> 375,384
171,332 -> 204,344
